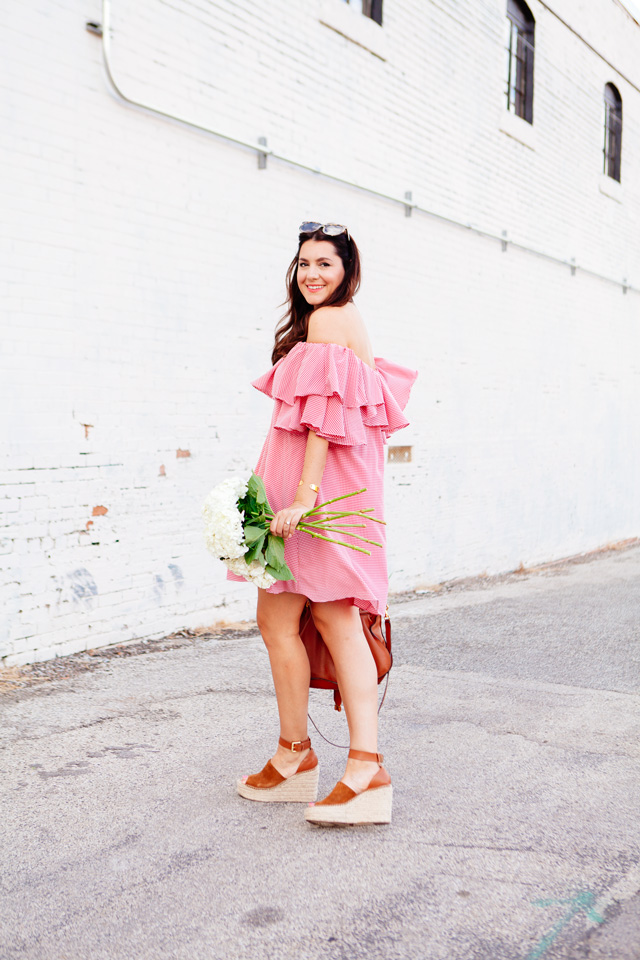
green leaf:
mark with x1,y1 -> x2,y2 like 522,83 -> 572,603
244,525 -> 265,545
266,534 -> 285,569
248,472 -> 268,505
244,534 -> 265,564
240,494 -> 260,523
265,562 -> 294,581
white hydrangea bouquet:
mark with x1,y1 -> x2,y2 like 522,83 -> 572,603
202,472 -> 383,588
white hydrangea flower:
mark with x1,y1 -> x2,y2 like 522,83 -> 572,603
202,474 -> 250,561
224,556 -> 277,589
202,472 -> 281,588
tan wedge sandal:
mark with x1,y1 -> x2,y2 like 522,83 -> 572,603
236,736 -> 319,803
304,749 -> 392,825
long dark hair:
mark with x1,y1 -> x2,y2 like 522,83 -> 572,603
271,227 -> 361,365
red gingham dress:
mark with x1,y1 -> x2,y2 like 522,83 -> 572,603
227,341 -> 418,615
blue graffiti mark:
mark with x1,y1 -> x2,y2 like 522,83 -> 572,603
67,568 -> 98,602
153,575 -> 164,602
167,564 -> 184,589
525,891 -> 604,960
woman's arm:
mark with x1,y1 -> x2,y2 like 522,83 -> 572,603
269,429 -> 329,539
295,428 -> 329,510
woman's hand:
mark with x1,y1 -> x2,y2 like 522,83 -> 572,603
270,501 -> 308,540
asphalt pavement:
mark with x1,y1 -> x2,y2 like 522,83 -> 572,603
1,543 -> 639,960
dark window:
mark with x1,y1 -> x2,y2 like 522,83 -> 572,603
505,0 -> 535,124
603,83 -> 622,182
361,0 -> 383,25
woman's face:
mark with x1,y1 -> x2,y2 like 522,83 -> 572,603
297,239 -> 346,306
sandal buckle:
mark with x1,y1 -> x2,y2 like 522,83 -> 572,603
289,740 -> 303,752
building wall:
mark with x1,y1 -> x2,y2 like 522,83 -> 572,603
1,0 -> 639,665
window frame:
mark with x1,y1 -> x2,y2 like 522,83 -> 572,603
603,83 -> 622,182
362,0 -> 383,25
318,0 -> 387,59
505,0 -> 535,125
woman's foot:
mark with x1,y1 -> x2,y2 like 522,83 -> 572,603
305,749 -> 392,825
340,757 -> 381,793
237,736 -> 319,803
266,742 -> 312,779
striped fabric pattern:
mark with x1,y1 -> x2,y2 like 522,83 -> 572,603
227,341 -> 418,615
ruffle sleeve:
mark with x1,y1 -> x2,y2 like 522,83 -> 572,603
251,341 -> 418,445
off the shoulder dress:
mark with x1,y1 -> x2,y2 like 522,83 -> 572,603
227,341 -> 418,615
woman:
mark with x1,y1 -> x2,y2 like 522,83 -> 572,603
229,221 -> 417,825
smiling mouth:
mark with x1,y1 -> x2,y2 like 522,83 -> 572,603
306,285 -> 325,291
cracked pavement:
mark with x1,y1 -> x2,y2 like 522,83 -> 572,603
1,544 -> 639,959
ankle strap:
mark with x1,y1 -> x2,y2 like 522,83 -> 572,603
348,748 -> 384,764
279,736 -> 311,752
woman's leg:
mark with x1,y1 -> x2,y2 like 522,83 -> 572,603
309,599 -> 381,793
256,588 -> 311,777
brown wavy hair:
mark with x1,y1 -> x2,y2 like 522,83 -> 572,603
271,227 -> 361,365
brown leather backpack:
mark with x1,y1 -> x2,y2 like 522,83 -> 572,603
299,602 -> 392,712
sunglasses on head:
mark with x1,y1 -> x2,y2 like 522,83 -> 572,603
298,221 -> 351,241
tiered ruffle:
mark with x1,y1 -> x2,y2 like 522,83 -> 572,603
251,341 -> 417,446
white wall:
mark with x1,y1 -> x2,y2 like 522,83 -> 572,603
1,0 -> 638,665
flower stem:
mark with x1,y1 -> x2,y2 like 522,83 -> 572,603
308,508 -> 386,526
305,489 -> 367,514
297,524 -> 371,554
312,522 -> 367,529
309,526 -> 383,547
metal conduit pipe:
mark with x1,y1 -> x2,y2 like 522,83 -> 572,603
90,0 -> 636,296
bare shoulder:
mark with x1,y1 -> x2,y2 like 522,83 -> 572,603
307,304 -> 354,347
307,304 -> 374,366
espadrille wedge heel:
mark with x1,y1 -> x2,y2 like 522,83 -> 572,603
237,736 -> 319,803
305,748 -> 392,826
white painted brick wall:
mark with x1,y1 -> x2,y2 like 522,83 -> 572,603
1,0 -> 639,665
